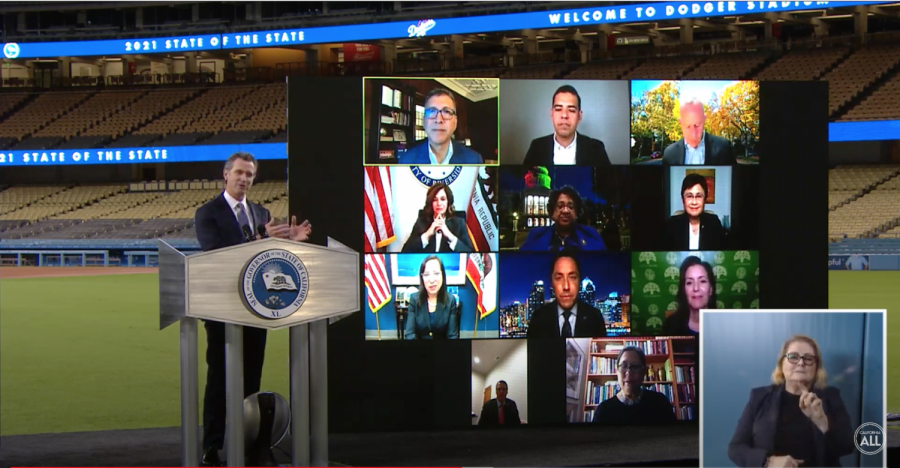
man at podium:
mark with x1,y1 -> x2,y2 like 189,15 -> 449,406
194,151 -> 312,466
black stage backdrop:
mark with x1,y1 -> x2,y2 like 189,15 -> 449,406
288,78 -> 829,434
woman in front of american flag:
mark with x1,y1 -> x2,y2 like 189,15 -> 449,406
401,183 -> 473,253
404,255 -> 460,340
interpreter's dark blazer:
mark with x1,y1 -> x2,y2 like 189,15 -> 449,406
728,385 -> 855,467
404,292 -> 460,340
523,133 -> 611,166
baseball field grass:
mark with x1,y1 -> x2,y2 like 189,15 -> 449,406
0,272 -> 290,436
1,269 -> 897,436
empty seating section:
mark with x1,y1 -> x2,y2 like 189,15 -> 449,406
0,93 -> 31,117
0,185 -> 125,221
134,85 -> 257,136
0,219 -> 80,239
53,192 -> 164,220
565,60 -> 638,80
264,199 -> 289,219
32,90 -> 146,138
442,69 -> 504,77
821,45 -> 900,115
0,185 -> 67,215
501,63 -> 569,79
682,52 -> 771,79
0,92 -> 91,142
828,166 -> 900,240
754,47 -> 849,81
98,189 -> 220,220
84,89 -> 200,139
838,72 -> 900,121
228,83 -> 287,133
623,56 -> 704,79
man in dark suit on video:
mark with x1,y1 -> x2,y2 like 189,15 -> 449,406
523,85 -> 611,167
662,98 -> 735,166
194,151 -> 312,467
478,380 -> 522,427
526,252 -> 608,339
397,88 -> 484,165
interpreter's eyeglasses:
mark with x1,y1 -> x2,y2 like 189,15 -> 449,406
784,353 -> 817,365
424,107 -> 457,120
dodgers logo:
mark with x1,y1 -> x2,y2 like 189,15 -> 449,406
3,43 -> 20,59
410,165 -> 462,187
408,19 -> 436,38
240,249 -> 309,320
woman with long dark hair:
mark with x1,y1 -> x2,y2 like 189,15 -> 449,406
404,255 -> 460,339
662,255 -> 716,336
401,183 -> 473,253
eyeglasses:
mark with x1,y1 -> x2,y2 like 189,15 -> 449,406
424,107 -> 457,120
555,203 -> 576,212
784,353 -> 817,365
617,363 -> 644,373
683,193 -> 706,201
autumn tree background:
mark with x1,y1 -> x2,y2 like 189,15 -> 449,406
631,80 -> 760,163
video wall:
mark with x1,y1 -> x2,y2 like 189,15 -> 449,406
360,77 -> 761,423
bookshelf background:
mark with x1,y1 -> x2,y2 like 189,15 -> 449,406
365,79 -> 416,164
568,336 -> 696,423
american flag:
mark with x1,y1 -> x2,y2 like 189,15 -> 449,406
364,166 -> 396,253
365,253 -> 391,313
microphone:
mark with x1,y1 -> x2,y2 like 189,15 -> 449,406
242,225 -> 255,243
257,224 -> 267,239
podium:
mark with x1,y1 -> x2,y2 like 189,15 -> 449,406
158,237 -> 360,467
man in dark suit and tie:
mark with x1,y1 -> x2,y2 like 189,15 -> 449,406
662,98 -> 735,166
526,253 -> 608,339
194,152 -> 312,466
522,85 -> 611,167
478,380 -> 522,427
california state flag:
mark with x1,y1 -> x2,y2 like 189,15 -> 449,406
465,169 -> 499,252
466,253 -> 497,319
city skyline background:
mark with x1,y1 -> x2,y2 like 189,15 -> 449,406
499,252 -> 631,306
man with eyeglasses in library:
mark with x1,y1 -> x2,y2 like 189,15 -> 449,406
397,88 -> 484,165
519,185 -> 607,252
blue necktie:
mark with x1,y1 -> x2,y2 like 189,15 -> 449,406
235,203 -> 251,234
562,309 -> 573,338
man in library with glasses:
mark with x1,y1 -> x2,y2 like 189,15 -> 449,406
397,88 -> 484,165
526,252 -> 608,339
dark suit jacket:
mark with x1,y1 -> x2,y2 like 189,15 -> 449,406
195,192 -> 271,252
398,139 -> 483,165
666,212 -> 726,251
401,212 -> 473,253
526,300 -> 607,339
478,398 -> 522,427
404,292 -> 460,340
728,385 -> 855,468
523,133 -> 611,166
662,134 -> 734,166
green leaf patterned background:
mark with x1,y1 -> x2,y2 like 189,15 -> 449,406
629,250 -> 760,336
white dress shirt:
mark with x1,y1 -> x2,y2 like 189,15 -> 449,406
223,190 -> 254,233
688,223 -> 700,250
428,141 -> 454,165
684,132 -> 706,165
557,303 -> 578,336
553,133 -> 577,165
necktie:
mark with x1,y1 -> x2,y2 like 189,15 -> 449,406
562,309 -> 573,338
235,203 -> 252,235
498,402 -> 504,424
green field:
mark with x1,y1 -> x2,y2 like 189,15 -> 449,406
0,274 -> 290,436
828,270 -> 900,414
0,271 -> 897,436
